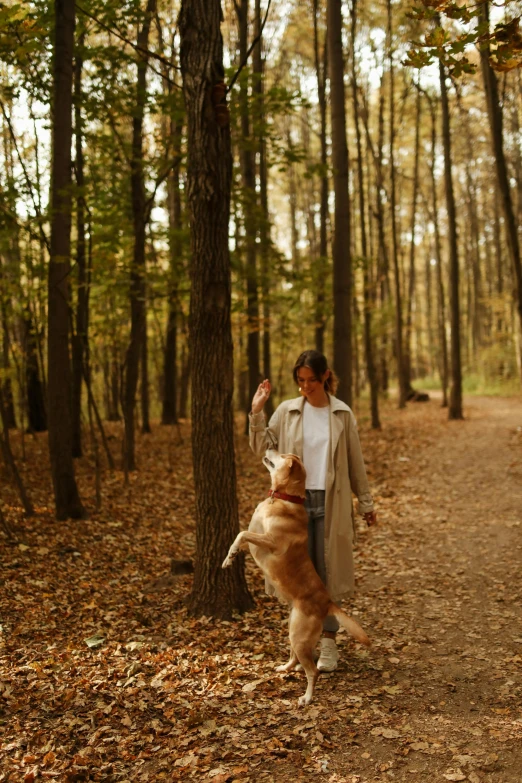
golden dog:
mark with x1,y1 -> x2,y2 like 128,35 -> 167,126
222,449 -> 370,706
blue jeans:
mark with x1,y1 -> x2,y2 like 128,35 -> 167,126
305,490 -> 339,634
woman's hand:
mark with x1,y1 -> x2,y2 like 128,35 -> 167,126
364,510 -> 377,527
251,379 -> 271,414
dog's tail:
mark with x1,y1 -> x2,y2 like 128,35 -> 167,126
328,603 -> 371,647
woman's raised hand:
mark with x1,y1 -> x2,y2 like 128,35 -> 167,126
251,379 -> 271,414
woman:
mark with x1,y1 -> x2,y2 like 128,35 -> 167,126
249,349 -> 376,672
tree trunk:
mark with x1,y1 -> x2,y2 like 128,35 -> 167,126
327,0 -> 352,404
72,32 -> 87,458
236,0 -> 260,416
254,0 -> 274,418
178,336 -> 190,419
0,386 -> 33,516
0,267 -> 16,429
313,0 -> 328,353
479,1 -> 522,380
403,83 -> 421,396
387,0 -> 406,408
426,97 -> 449,407
161,112 -> 182,425
123,0 -> 156,471
47,0 -> 84,519
180,0 -> 253,618
25,310 -> 47,431
141,316 -> 151,433
439,59 -> 463,419
350,0 -> 379,428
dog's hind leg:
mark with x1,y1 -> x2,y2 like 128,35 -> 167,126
293,644 -> 318,707
287,607 -> 321,706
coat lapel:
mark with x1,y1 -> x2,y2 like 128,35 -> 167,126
288,396 -> 304,457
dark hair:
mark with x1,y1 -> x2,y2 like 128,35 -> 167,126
292,350 -> 339,395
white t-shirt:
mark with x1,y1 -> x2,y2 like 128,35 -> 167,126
302,402 -> 330,490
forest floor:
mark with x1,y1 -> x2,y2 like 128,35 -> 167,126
1,392 -> 522,783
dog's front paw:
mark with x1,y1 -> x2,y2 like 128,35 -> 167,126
222,550 -> 236,568
298,693 -> 312,707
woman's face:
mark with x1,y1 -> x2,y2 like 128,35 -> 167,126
296,365 -> 330,405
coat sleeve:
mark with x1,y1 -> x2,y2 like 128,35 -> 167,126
346,411 -> 374,515
248,404 -> 282,456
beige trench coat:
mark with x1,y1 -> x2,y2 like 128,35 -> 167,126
249,395 -> 374,600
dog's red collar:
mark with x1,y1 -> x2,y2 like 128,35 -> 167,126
268,490 -> 305,505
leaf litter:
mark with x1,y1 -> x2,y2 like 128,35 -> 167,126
1,394 -> 522,781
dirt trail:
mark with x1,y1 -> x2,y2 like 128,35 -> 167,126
1,394 -> 521,783
342,394 -> 522,783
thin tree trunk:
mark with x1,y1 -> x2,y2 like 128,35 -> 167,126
439,58 -> 463,419
387,0 -> 406,408
403,82 -> 421,396
72,31 -> 87,458
123,0 -> 157,471
313,0 -> 328,353
161,110 -> 182,424
426,96 -> 449,406
254,0 -> 274,418
327,0 -> 352,404
236,0 -> 260,417
140,317 -> 151,433
180,0 -> 253,618
479,1 -> 522,380
0,386 -> 33,516
350,0 -> 379,427
47,0 -> 84,519
0,267 -> 16,429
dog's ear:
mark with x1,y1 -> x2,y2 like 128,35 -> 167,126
288,455 -> 305,481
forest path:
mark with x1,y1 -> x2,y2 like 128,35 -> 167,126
1,394 -> 521,783
335,393 -> 522,783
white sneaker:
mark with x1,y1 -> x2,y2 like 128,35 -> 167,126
317,637 -> 339,672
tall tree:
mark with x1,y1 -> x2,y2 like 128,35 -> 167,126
439,58 -> 463,419
313,0 -> 328,354
180,0 -> 253,618
350,0 -> 380,428
254,0 -> 274,418
479,1 -> 522,380
71,29 -> 88,458
327,0 -> 352,404
236,0 -> 260,416
47,0 -> 84,519
403,81 -> 421,396
387,0 -> 406,408
123,0 -> 157,471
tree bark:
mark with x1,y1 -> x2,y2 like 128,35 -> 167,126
47,0 -> 85,519
236,0 -> 260,417
403,83 -> 421,396
180,0 -> 253,618
161,107 -> 182,425
479,1 -> 522,381
350,0 -> 380,428
426,97 -> 449,407
123,0 -> 157,471
387,0 -> 406,408
439,59 -> 463,419
25,310 -> 47,431
72,31 -> 87,458
313,0 -> 328,353
254,0 -> 274,418
327,0 -> 352,404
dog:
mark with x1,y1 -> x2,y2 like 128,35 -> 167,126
222,449 -> 370,706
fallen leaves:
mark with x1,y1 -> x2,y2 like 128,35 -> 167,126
1,399 -> 522,781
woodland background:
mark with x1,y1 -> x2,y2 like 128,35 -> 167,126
1,1 -> 522,781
